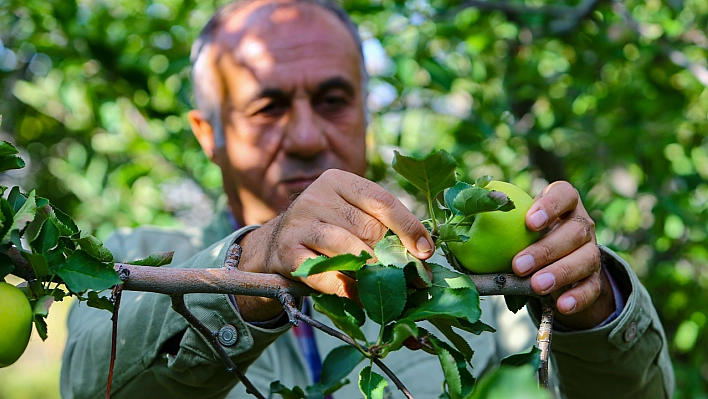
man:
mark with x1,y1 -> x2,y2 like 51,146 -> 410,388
60,0 -> 674,398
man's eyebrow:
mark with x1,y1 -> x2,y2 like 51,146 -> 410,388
314,77 -> 356,96
246,77 -> 356,103
250,88 -> 290,101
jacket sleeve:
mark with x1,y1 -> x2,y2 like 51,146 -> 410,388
528,245 -> 675,399
60,227 -> 291,399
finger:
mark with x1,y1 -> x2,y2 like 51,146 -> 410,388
324,170 -> 434,259
526,181 -> 579,231
299,220 -> 374,259
513,213 -> 596,276
529,242 -> 601,296
553,271 -> 603,314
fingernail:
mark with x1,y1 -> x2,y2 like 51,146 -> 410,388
559,296 -> 577,313
536,273 -> 555,292
515,254 -> 535,274
530,209 -> 548,229
416,237 -> 433,254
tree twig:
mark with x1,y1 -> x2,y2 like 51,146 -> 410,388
277,292 -> 415,399
536,300 -> 555,389
105,285 -> 123,399
115,264 -> 537,298
169,295 -> 266,399
115,263 -> 315,297
7,246 -> 35,282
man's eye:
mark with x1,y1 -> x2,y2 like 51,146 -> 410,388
255,102 -> 287,117
316,95 -> 349,114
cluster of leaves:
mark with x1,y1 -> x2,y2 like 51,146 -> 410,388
0,140 -> 170,341
3,0 -> 707,395
271,150 -> 546,399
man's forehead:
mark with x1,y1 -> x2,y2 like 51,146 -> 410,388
212,1 -> 356,57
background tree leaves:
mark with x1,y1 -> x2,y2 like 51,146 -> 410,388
2,0 -> 707,395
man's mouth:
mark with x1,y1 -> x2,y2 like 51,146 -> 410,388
281,176 -> 319,192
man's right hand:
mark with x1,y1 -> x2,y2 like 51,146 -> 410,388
236,169 -> 434,322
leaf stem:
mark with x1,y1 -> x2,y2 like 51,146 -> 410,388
105,285 -> 122,399
428,197 -> 439,236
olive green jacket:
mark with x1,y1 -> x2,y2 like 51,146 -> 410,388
60,212 -> 674,399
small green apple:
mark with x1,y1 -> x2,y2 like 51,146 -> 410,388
447,181 -> 540,274
0,281 -> 33,368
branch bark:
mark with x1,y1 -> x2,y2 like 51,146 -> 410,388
115,264 -> 538,298
536,300 -> 555,389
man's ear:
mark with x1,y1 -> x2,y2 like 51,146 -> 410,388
188,110 -> 217,160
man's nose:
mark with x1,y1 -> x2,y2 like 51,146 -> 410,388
282,99 -> 327,158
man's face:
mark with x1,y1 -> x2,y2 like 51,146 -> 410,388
205,2 -> 368,225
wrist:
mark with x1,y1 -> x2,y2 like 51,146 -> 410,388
236,225 -> 269,274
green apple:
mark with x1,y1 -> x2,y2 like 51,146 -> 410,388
447,181 -> 540,274
0,281 -> 33,368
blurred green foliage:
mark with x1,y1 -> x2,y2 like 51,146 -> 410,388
0,0 -> 707,397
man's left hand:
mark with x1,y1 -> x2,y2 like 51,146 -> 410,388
512,181 -> 616,329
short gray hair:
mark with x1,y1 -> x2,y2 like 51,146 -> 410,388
190,0 -> 368,147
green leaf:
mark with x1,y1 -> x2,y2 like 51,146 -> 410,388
45,241 -> 67,271
438,223 -> 467,244
3,190 -> 37,243
504,295 -> 529,314
403,287 -> 480,325
86,291 -> 115,312
452,186 -> 515,218
444,318 -> 496,336
430,335 -> 475,399
358,366 -> 387,399
0,253 -> 13,278
126,251 -> 174,267
474,176 -> 492,188
467,365 -> 550,399
31,219 -> 61,253
392,150 -> 458,201
0,199 -> 13,244
21,251 -> 50,277
0,141 -> 19,157
357,265 -> 407,325
430,319 -> 474,364
270,381 -> 306,399
444,181 -> 473,215
292,251 -> 371,277
56,250 -> 122,293
0,154 -> 25,174
77,232 -> 114,263
34,315 -> 49,341
320,345 -> 365,390
379,318 -> 418,358
500,346 -> 541,370
7,186 -> 26,212
50,206 -> 79,237
311,293 -> 367,341
32,295 -> 54,317
429,263 -> 477,291
375,235 -> 430,286
304,384 -> 325,399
